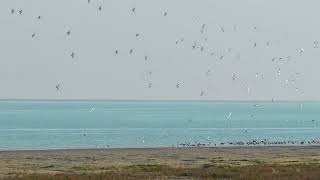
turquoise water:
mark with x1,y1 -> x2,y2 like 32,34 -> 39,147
0,101 -> 320,150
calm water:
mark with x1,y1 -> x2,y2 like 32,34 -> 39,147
0,101 -> 320,150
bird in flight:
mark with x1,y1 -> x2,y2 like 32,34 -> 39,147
132,8 -> 136,13
200,91 -> 205,97
164,12 -> 167,16
37,16 -> 41,20
129,49 -> 133,54
56,84 -> 61,91
31,33 -> 36,38
18,10 -> 22,15
98,6 -> 102,11
66,30 -> 71,36
11,9 -> 15,14
115,50 -> 119,55
70,52 -> 75,58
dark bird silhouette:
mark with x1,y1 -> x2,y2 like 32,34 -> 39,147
31,33 -> 36,38
66,30 -> 71,36
70,52 -> 75,58
37,16 -> 41,20
98,6 -> 102,11
115,50 -> 119,55
11,9 -> 15,14
232,74 -> 236,81
18,10 -> 22,15
164,12 -> 167,16
144,56 -> 148,61
56,84 -> 61,91
132,8 -> 136,13
135,33 -> 140,38
129,49 -> 133,54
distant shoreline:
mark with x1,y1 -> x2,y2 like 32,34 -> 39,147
2,145 -> 320,153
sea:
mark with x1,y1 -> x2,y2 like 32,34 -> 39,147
0,100 -> 320,150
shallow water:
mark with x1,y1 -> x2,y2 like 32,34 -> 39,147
0,100 -> 320,150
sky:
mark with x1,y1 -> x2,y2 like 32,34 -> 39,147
1,0 -> 320,101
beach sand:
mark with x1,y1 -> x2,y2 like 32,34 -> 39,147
1,146 -> 320,179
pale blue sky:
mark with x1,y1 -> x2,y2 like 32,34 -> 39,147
0,0 -> 319,100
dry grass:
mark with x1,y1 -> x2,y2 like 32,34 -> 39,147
2,147 -> 320,179
4,163 -> 320,180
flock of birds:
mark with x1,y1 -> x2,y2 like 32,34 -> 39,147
8,2 -> 319,100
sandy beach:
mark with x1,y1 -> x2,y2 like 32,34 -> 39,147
1,146 -> 320,179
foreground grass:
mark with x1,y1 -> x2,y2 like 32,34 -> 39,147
5,163 -> 320,180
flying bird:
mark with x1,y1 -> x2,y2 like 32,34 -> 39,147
164,12 -> 167,16
299,48 -> 304,53
200,91 -> 205,97
11,9 -> 15,14
66,30 -> 71,36
18,10 -> 22,15
132,8 -> 136,13
98,6 -> 102,11
31,33 -> 36,38
56,84 -> 61,91
70,52 -> 75,58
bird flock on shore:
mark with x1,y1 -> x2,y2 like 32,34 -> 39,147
8,1 -> 318,100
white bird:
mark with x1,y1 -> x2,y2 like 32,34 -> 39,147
299,48 -> 304,53
227,112 -> 232,119
227,112 -> 232,128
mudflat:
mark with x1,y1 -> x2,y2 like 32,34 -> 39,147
1,146 -> 320,179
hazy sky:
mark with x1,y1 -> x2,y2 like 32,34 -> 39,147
1,0 -> 320,100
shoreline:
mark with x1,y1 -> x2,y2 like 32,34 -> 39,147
1,144 -> 320,152
2,144 -> 320,152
